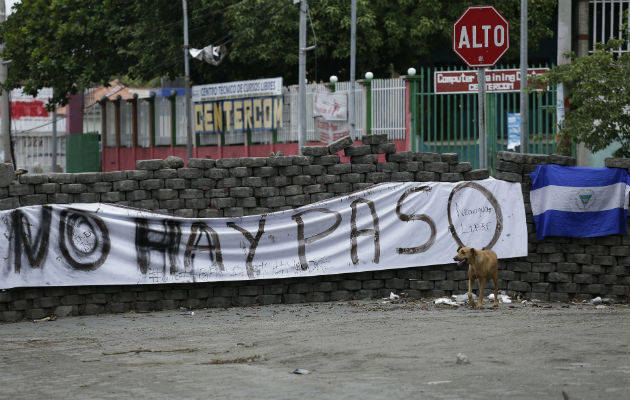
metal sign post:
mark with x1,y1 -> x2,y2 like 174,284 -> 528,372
453,5 -> 509,170
477,68 -> 486,169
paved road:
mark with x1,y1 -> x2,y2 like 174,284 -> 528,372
1,299 -> 629,399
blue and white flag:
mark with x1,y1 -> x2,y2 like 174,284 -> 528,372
530,165 -> 630,240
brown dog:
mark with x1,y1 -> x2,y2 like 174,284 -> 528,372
453,246 -> 499,308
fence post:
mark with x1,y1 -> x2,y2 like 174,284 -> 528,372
114,95 -> 121,171
327,79 -> 336,93
131,94 -> 138,164
405,68 -> 419,152
148,93 -> 156,159
99,97 -> 108,172
363,74 -> 372,136
169,90 -> 177,154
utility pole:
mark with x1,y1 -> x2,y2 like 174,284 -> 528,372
519,0 -> 528,154
349,0 -> 356,141
182,0 -> 193,160
0,1 -> 11,165
52,91 -> 57,172
556,0 -> 571,155
575,0 -> 589,164
298,0 -> 308,154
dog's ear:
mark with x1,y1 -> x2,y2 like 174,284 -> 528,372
471,248 -> 476,256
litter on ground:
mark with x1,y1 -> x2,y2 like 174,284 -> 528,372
488,293 -> 512,303
292,368 -> 310,375
435,297 -> 459,306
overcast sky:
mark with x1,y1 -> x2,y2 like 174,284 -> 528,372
5,0 -> 19,15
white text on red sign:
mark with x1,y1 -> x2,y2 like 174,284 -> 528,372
434,68 -> 549,94
457,25 -> 507,49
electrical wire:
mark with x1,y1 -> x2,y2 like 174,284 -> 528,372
141,0 -> 289,76
216,0 -> 292,47
131,0 -> 254,37
11,115 -> 67,134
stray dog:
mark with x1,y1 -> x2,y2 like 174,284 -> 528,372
453,246 -> 499,308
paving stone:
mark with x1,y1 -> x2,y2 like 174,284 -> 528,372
240,157 -> 267,167
464,169 -> 490,180
127,170 -> 153,180
327,135 -> 353,153
137,159 -> 166,170
302,146 -> 329,156
372,142 -> 397,154
361,134 -> 388,145
187,158 -> 215,169
154,169 -> 179,179
440,153 -> 459,164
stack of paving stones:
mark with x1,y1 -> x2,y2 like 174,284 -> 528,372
495,151 -> 630,303
0,138 -> 628,321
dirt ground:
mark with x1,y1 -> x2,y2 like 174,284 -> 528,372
1,298 -> 629,400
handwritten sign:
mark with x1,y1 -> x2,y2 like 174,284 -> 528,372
0,179 -> 527,289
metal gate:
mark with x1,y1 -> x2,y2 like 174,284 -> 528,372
409,65 -> 557,171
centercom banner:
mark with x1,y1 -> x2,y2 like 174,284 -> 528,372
192,77 -> 283,134
0,179 -> 527,289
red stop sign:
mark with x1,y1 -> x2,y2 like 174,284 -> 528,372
453,5 -> 510,67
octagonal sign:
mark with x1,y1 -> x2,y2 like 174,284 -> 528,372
453,5 -> 510,67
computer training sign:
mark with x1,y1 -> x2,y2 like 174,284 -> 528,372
0,179 -> 527,289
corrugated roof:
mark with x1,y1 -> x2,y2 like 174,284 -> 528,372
57,80 -> 155,115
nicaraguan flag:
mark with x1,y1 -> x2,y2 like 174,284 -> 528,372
530,165 -> 630,240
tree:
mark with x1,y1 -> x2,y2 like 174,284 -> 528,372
530,39 -> 630,157
0,0 -> 140,106
1,0 -> 556,106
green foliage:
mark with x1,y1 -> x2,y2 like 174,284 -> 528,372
1,0 -> 139,106
530,39 -> 630,158
1,0 -> 556,106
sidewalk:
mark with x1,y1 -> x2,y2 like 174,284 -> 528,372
1,299 -> 629,399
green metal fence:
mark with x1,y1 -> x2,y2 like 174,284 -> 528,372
409,65 -> 558,171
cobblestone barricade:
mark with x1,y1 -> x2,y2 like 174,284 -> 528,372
0,136 -> 628,321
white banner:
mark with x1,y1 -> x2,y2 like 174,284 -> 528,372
192,77 -> 283,102
0,179 -> 527,289
317,119 -> 349,144
313,92 -> 348,121
314,92 -> 349,143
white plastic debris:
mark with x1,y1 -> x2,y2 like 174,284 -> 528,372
389,292 -> 400,300
488,293 -> 512,303
291,368 -> 310,375
435,297 -> 459,306
180,311 -> 195,316
451,293 -> 476,303
456,353 -> 470,365
595,305 -> 608,310
427,380 -> 453,385
590,296 -> 602,304
452,294 -> 469,303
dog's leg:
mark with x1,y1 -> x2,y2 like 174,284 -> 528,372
468,273 -> 475,307
493,274 -> 499,307
477,277 -> 487,308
